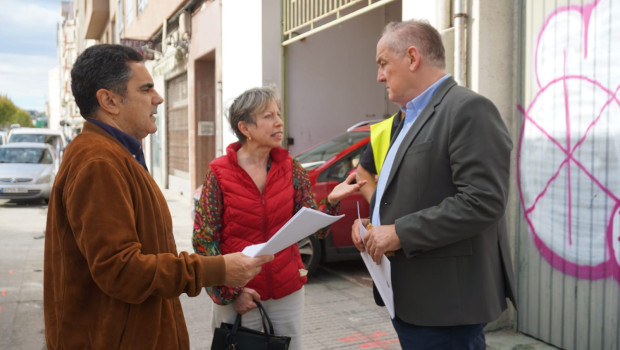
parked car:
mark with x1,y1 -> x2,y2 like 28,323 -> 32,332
7,127 -> 67,161
294,125 -> 371,274
191,124 -> 373,275
0,142 -> 58,203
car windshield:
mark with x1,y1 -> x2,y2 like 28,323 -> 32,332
10,134 -> 62,148
295,131 -> 368,170
0,148 -> 53,164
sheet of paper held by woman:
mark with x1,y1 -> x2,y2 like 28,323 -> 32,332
242,207 -> 343,257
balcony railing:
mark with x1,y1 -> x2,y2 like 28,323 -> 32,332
282,0 -> 396,46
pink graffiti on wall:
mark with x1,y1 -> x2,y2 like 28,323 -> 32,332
517,0 -> 620,282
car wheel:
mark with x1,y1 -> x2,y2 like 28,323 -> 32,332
298,235 -> 322,276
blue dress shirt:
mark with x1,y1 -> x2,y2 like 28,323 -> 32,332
371,74 -> 451,227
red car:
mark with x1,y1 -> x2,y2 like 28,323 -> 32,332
294,124 -> 372,275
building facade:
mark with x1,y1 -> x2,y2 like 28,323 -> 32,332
55,1 -> 620,348
49,1 -> 81,138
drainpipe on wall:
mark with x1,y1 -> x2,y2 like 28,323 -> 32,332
453,0 -> 468,86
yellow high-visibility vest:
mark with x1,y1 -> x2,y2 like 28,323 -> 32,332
370,112 -> 399,175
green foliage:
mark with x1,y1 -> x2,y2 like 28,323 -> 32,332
0,95 -> 34,128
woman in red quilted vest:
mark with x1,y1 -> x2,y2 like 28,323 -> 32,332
192,86 -> 365,349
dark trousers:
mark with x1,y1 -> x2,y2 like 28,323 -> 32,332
391,316 -> 486,350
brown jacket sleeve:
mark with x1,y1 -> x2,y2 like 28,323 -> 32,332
66,156 -> 225,303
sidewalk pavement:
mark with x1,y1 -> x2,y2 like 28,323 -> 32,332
164,189 -> 559,350
0,191 -> 558,349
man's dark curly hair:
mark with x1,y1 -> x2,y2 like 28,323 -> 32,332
71,44 -> 144,118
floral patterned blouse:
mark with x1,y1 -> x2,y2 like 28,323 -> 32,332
192,158 -> 339,305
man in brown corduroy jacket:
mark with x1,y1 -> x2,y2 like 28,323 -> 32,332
44,44 -> 273,350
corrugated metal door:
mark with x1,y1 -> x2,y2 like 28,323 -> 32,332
517,1 -> 620,349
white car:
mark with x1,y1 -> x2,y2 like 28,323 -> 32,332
7,127 -> 67,160
0,142 -> 58,203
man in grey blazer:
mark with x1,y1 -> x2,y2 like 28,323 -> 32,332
352,20 -> 516,349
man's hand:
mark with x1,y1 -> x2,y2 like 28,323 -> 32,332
351,218 -> 370,252
364,224 -> 401,264
327,173 -> 367,205
233,287 -> 261,314
222,253 -> 273,287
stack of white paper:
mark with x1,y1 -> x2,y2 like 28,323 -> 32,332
242,207 -> 344,257
357,203 -> 395,319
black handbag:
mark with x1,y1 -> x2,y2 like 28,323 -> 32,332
211,302 -> 291,350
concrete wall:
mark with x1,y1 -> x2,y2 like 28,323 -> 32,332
261,0 -> 282,90
469,0 -> 518,330
285,3 -> 400,155
188,0 -> 221,195
221,0 -> 264,149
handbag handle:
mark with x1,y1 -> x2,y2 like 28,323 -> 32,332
255,302 -> 276,335
232,301 -> 275,335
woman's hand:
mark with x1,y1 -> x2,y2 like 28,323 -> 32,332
327,173 -> 367,205
232,287 -> 261,314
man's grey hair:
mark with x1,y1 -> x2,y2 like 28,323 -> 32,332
381,20 -> 446,69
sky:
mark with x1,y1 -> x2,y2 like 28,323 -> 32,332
0,0 -> 60,112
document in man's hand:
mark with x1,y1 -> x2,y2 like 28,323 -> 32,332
357,203 -> 395,319
242,207 -> 344,257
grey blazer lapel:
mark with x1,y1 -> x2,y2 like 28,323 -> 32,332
384,77 -> 457,189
